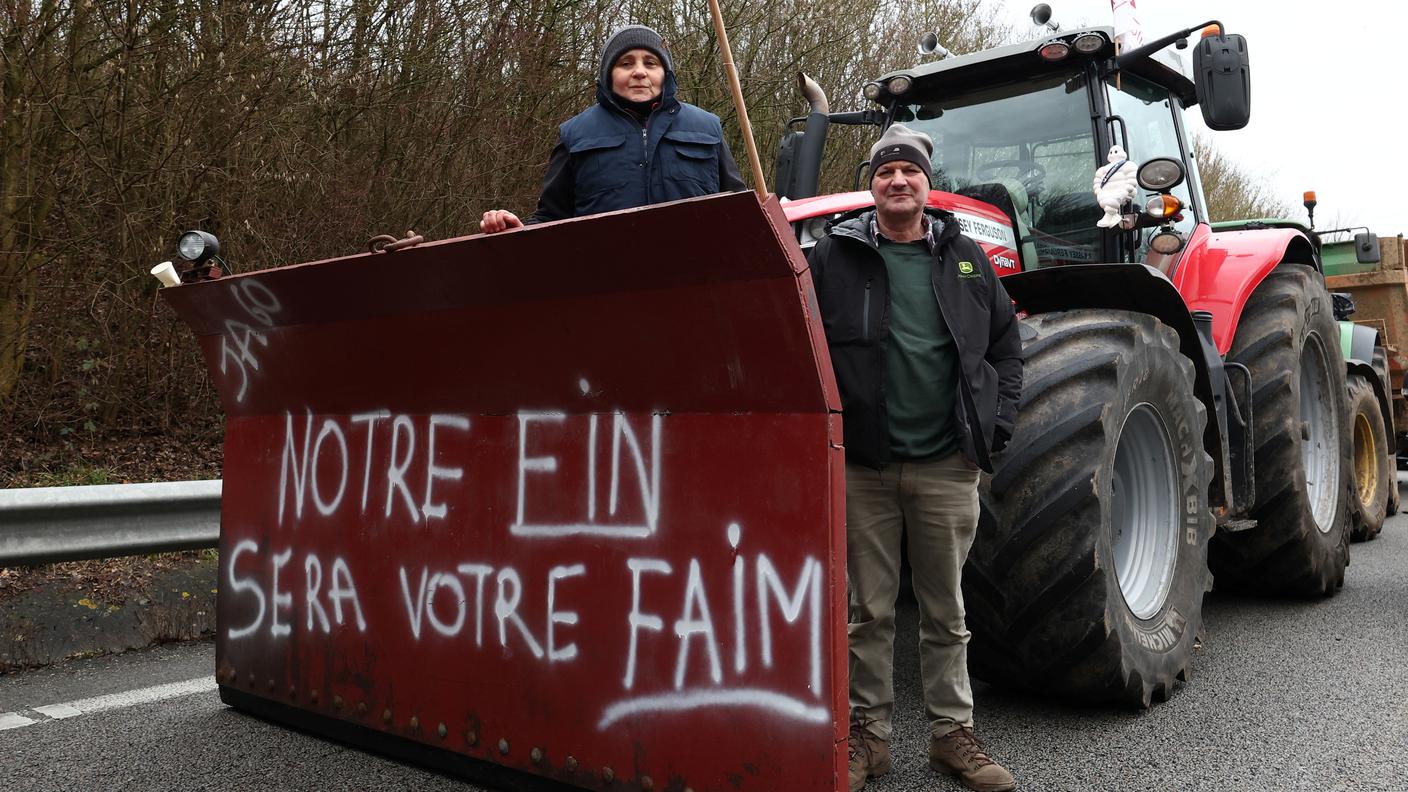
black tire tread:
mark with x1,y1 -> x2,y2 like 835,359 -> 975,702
967,310 -> 1213,708
1209,266 -> 1351,595
1346,373 -> 1390,542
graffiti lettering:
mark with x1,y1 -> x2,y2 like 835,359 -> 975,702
218,280 -> 283,403
225,542 -> 367,640
235,401 -> 831,735
513,411 -> 662,539
278,410 -> 471,525
610,525 -> 824,728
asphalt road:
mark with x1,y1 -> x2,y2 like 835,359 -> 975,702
3,500 -> 1406,792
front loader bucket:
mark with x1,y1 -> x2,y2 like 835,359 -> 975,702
161,192 -> 847,791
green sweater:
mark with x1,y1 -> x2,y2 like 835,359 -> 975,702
878,237 -> 959,460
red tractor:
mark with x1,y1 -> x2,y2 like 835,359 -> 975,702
777,20 -> 1350,707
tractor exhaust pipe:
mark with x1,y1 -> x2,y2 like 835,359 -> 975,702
791,73 -> 831,200
799,72 -> 830,115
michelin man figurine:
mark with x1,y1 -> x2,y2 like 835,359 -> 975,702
1093,144 -> 1138,228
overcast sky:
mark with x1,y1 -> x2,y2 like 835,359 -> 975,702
991,0 -> 1405,237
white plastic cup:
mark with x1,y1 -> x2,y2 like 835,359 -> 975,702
151,261 -> 180,287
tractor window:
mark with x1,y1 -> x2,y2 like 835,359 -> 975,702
1106,74 -> 1198,259
896,71 -> 1103,268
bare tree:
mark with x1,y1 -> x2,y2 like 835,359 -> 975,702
0,0 -> 1009,460
1193,134 -> 1293,222
0,0 -> 83,410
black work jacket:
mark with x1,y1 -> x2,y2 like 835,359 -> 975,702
809,209 -> 1024,473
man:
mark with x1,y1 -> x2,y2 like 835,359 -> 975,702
808,124 -> 1023,792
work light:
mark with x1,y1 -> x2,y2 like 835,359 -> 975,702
1150,230 -> 1186,254
177,230 -> 220,263
1137,158 -> 1185,192
1073,32 -> 1106,53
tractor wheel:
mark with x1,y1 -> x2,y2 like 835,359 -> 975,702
964,310 -> 1212,708
1211,265 -> 1351,595
1346,373 -> 1390,541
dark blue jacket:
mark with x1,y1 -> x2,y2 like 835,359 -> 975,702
527,73 -> 745,221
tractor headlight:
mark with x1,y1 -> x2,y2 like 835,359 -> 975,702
1137,157 -> 1186,192
177,230 -> 220,263
863,81 -> 884,102
800,216 -> 830,248
886,75 -> 913,96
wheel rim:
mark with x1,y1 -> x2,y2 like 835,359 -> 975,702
1111,403 -> 1180,620
1299,336 -> 1339,533
1353,409 -> 1379,507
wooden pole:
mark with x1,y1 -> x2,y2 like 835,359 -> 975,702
705,0 -> 768,200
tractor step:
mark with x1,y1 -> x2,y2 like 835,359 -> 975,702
1220,519 -> 1258,533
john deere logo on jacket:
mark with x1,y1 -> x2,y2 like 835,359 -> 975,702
958,260 -> 978,278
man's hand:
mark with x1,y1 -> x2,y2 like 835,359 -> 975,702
480,210 -> 524,234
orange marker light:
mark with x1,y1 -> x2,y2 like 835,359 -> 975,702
1146,194 -> 1184,219
1200,24 -> 1223,38
1303,190 -> 1317,205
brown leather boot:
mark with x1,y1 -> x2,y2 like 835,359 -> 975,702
928,726 -> 1016,792
846,715 -> 892,792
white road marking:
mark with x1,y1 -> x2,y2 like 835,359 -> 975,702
32,703 -> 81,719
0,675 -> 216,731
0,712 -> 37,730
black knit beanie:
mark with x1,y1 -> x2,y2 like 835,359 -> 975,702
599,25 -> 673,89
869,124 -> 934,187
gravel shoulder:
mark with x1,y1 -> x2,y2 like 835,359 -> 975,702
0,553 -> 217,674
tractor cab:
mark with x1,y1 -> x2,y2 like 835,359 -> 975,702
779,18 -> 1250,274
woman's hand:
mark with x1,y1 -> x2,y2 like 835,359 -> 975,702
480,210 -> 524,234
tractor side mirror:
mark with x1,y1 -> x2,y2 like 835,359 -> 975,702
774,130 -> 801,198
1355,232 -> 1382,265
1192,33 -> 1251,131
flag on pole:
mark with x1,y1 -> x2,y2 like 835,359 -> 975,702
1111,0 -> 1144,53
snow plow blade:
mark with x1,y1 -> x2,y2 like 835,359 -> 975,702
161,192 -> 847,791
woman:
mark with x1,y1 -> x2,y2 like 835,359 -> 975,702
480,25 -> 745,233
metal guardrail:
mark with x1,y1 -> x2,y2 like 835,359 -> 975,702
0,481 -> 221,566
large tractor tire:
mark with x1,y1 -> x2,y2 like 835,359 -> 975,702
1346,373 -> 1390,541
1211,265 -> 1351,595
964,310 -> 1213,708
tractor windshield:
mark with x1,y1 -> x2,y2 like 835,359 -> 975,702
1105,72 -> 1200,258
895,71 -> 1102,267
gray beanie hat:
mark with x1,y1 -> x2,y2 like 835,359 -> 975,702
599,25 -> 673,89
869,124 -> 934,187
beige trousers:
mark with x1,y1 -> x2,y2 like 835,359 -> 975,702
845,452 -> 980,740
